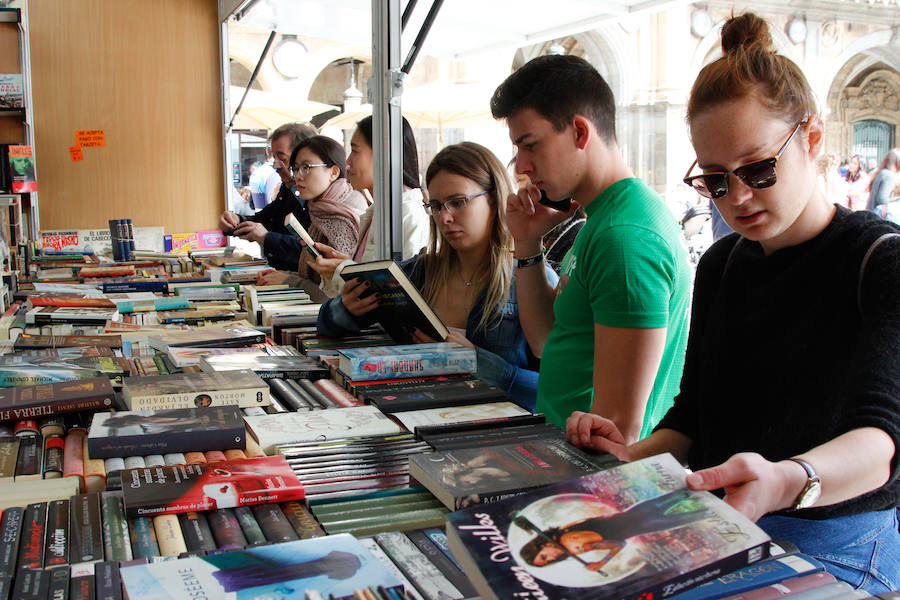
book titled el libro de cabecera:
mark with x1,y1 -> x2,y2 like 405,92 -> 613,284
119,533 -> 403,600
120,455 -> 305,518
338,342 -> 476,382
446,453 -> 771,600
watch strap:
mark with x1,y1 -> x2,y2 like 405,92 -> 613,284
515,251 -> 545,269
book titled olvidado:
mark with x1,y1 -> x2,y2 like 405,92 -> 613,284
244,405 -> 404,453
446,452 -> 771,600
121,369 -> 270,410
338,342 -> 475,382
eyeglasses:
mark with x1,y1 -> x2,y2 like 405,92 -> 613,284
290,163 -> 329,178
424,190 -> 490,216
683,120 -> 806,200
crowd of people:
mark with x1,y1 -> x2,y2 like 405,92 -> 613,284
218,12 -> 899,593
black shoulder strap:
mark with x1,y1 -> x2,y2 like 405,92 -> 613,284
857,232 -> 900,315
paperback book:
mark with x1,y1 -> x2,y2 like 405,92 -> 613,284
339,260 -> 448,344
391,401 -> 531,433
199,353 -> 329,380
120,455 -> 305,517
119,533 -> 404,600
121,369 -> 270,410
338,342 -> 476,382
411,438 -> 621,510
244,405 -> 404,453
365,377 -> 507,413
446,453 -> 771,600
86,406 -> 246,458
146,324 -> 266,350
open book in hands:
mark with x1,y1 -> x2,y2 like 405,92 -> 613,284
284,213 -> 321,258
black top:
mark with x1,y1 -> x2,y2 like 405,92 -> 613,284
656,206 -> 900,519
239,184 -> 311,272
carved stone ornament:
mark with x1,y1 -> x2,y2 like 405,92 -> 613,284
844,78 -> 899,112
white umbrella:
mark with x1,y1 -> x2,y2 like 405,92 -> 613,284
228,86 -> 338,131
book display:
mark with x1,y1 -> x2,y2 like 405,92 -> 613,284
0,244 -> 891,600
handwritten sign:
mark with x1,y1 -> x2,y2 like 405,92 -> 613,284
75,130 -> 105,148
69,146 -> 84,162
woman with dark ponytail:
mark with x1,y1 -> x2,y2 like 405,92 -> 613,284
565,13 -> 899,592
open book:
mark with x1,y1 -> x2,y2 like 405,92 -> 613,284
284,213 -> 321,258
339,259 -> 449,344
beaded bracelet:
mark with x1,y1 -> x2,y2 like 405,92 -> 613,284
515,250 -> 545,269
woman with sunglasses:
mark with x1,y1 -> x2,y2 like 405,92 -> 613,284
566,13 -> 899,592
317,142 -> 558,410
255,135 -> 367,291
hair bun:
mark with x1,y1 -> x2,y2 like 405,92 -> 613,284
721,13 -> 774,56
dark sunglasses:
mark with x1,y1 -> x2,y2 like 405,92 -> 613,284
683,120 -> 806,199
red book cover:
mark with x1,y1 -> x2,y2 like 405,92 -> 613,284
28,297 -> 117,309
120,455 -> 305,518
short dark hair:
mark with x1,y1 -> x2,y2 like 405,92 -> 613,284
490,55 -> 617,144
270,122 -> 318,149
356,115 -> 421,189
290,135 -> 347,179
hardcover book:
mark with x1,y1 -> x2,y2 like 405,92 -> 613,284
86,406 -> 246,458
121,369 -> 270,410
0,378 -> 116,423
391,401 -> 530,433
446,453 -> 771,600
120,455 -> 304,518
411,438 -> 620,510
244,405 -> 404,453
165,345 -> 266,368
339,259 -> 449,343
338,343 -> 475,382
13,334 -> 123,350
119,533 -> 404,600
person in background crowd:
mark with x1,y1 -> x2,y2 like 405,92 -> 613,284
568,13 -> 899,593
490,55 -> 691,441
318,142 -> 556,410
817,152 -> 849,208
866,148 -> 899,212
844,154 -> 869,210
219,122 -> 317,272
299,116 -> 431,296
866,157 -> 878,175
247,159 -> 272,210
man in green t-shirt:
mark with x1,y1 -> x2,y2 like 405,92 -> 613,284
490,56 -> 690,442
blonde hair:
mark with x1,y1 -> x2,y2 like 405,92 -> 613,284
423,142 -> 514,333
687,14 -> 817,127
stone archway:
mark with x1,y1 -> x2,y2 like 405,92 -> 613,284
826,65 -> 900,158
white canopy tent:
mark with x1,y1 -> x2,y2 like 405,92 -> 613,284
218,0 -> 693,260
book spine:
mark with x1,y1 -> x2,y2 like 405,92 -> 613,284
16,502 -> 46,571
223,449 -> 246,461
0,506 -> 23,582
233,505 -> 267,546
152,514 -> 187,557
244,434 -> 266,458
94,560 -> 123,600
62,429 -> 85,489
122,385 -> 268,411
346,349 -> 477,382
374,531 -> 462,600
127,516 -> 159,559
204,450 -> 226,463
405,530 -> 478,599
0,394 -> 116,423
650,542 -> 772,600
47,565 -> 69,600
99,491 -> 132,563
108,220 -> 122,262
315,378 -> 364,407
0,436 -> 17,479
267,378 -> 313,411
11,568 -> 48,600
183,451 -> 206,465
250,502 -> 299,543
122,455 -> 145,470
81,436 -> 106,493
42,499 -> 69,569
163,453 -> 186,466
42,435 -> 65,478
297,378 -> 338,408
176,511 -> 216,553
323,508 -> 449,537
733,572 -> 838,600
69,493 -> 103,563
14,433 -> 41,480
280,501 -> 326,539
206,508 -> 247,549
144,454 -> 165,467
69,562 -> 95,600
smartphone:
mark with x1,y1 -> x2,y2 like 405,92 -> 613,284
538,190 -> 572,212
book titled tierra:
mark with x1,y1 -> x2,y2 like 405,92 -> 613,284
0,378 -> 116,422
120,455 -> 304,518
446,453 -> 771,600
121,369 -> 270,410
339,259 -> 449,344
86,406 -> 246,458
411,438 -> 621,510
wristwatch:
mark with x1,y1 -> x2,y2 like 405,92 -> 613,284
788,458 -> 821,509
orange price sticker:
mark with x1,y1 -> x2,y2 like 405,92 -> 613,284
75,129 -> 105,148
70,146 -> 84,162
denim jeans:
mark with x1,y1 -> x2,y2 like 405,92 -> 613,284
757,509 -> 899,594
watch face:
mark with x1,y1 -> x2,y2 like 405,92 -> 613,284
797,480 -> 821,509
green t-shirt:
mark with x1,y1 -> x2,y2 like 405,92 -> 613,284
536,178 -> 690,437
